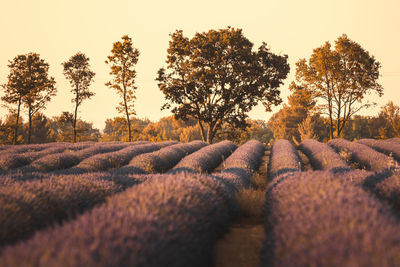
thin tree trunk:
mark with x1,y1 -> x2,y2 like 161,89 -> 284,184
328,103 -> 334,140
73,88 -> 79,143
206,123 -> 215,143
198,120 -> 206,142
123,86 -> 131,142
13,97 -> 22,145
28,107 -> 32,144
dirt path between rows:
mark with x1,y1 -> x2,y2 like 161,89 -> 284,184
213,151 -> 269,267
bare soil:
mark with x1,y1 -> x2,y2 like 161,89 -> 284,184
213,150 -> 269,267
297,150 -> 313,171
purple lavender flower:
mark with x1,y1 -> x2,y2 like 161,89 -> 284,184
263,170 -> 400,266
299,139 -> 349,171
357,138 -> 400,163
0,173 -> 234,267
0,173 -> 121,247
328,138 -> 393,171
268,139 -> 303,180
170,140 -> 237,173
115,141 -> 208,174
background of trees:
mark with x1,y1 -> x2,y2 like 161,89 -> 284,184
1,99 -> 400,145
0,31 -> 398,146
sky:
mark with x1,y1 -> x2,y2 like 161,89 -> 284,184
0,0 -> 399,130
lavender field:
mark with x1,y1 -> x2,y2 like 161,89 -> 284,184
1,138 -> 400,266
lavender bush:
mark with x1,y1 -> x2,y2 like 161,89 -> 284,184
263,170 -> 400,266
0,173 -> 234,267
0,173 -> 121,247
216,140 -> 265,190
268,139 -> 303,180
0,144 -> 83,171
0,143 -> 60,156
299,139 -> 349,171
26,142 -> 131,172
357,138 -> 400,163
65,141 -> 177,173
387,137 -> 400,144
115,141 -> 208,174
0,142 -> 93,157
170,140 -> 237,173
328,138 -> 394,171
359,169 -> 400,215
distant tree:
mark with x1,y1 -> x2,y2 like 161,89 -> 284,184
377,101 -> 400,139
0,112 -> 24,144
5,53 -> 57,144
298,115 -> 319,142
1,55 -> 31,144
102,117 -> 150,142
105,35 -> 140,142
49,112 -> 100,142
157,27 -> 290,143
216,119 -> 274,145
267,82 -> 316,142
22,113 -> 53,143
295,34 -> 383,139
62,52 -> 95,143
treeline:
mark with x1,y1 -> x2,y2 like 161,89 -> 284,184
0,27 -> 392,144
268,97 -> 400,143
0,113 -> 272,145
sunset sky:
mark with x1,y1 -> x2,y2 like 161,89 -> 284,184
1,0 -> 399,130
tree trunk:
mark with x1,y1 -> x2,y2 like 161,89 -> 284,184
328,105 -> 334,140
73,89 -> 79,143
126,113 -> 132,142
28,107 -> 32,144
123,86 -> 132,142
198,120 -> 206,142
329,120 -> 334,140
206,123 -> 215,143
13,97 -> 22,145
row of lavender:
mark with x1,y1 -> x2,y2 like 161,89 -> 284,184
2,137 -> 400,265
0,141 -> 213,248
0,141 -> 133,172
0,140 -> 266,266
263,138 -> 400,266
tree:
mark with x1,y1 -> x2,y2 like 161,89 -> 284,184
1,55 -> 31,144
216,119 -> 274,145
298,115 -> 319,142
295,34 -> 383,139
22,112 -> 53,143
105,35 -> 140,142
156,27 -> 290,143
6,53 -> 56,144
377,101 -> 400,139
49,112 -> 100,142
62,52 -> 95,143
102,117 -> 150,142
267,82 -> 316,142
0,112 -> 24,144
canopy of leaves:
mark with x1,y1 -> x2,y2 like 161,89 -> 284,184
268,82 -> 316,142
156,27 -> 290,142
62,52 -> 95,106
295,34 -> 383,138
7,53 -> 57,115
105,35 -> 139,117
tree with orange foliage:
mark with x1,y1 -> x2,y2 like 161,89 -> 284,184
157,27 -> 289,143
105,35 -> 139,142
295,34 -> 383,139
